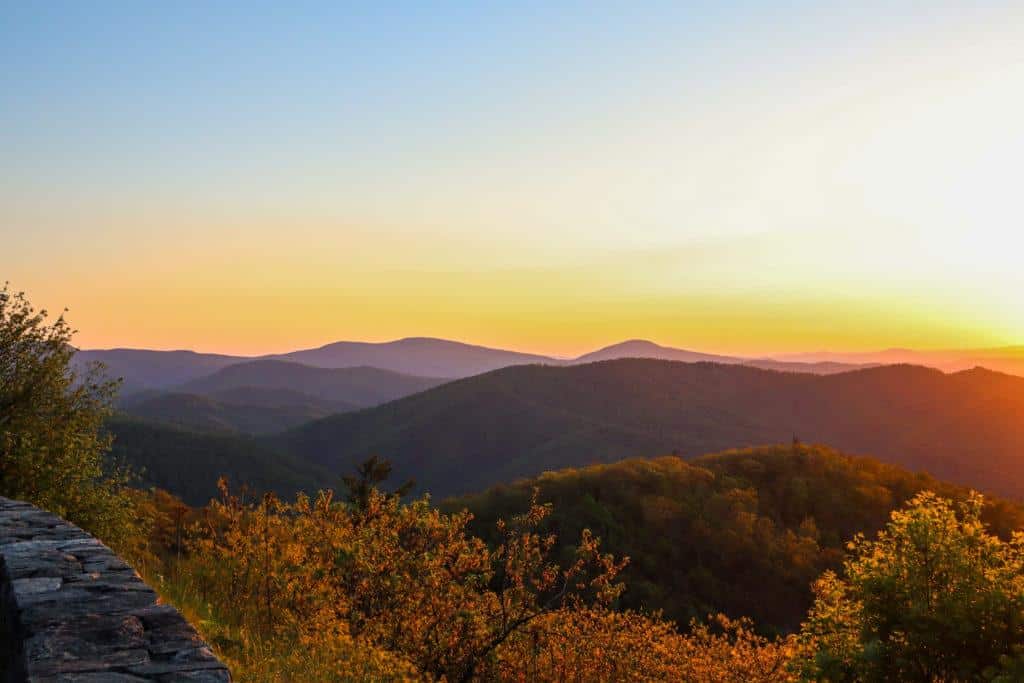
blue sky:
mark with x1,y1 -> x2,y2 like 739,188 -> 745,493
2,2 -> 1022,354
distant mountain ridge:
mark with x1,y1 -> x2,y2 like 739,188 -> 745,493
180,360 -> 448,406
78,337 -> 879,393
74,348 -> 242,394
264,337 -> 555,378
576,340 -> 877,375
776,346 -> 1024,377
572,339 -> 736,365
271,359 -> 1024,500
114,360 -> 451,435
79,337 -> 1023,443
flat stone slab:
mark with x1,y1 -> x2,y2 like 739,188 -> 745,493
0,496 -> 231,681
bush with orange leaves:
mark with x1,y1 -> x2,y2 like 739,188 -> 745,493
133,478 -> 802,681
180,480 -> 646,681
130,473 -> 805,681
498,609 -> 796,682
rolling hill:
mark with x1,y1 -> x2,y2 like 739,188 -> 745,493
180,359 -> 448,407
80,337 -> 934,396
118,390 -> 355,435
74,348 -> 244,393
106,417 -> 332,506
264,337 -> 557,377
445,445 -> 1024,632
77,338 -> 552,391
777,346 -> 1024,377
274,359 -> 1024,500
572,339 -> 737,365
576,340 -> 870,375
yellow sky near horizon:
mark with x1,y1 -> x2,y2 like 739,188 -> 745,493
3,3 -> 1023,356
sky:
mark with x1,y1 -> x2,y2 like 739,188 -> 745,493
2,1 -> 1023,357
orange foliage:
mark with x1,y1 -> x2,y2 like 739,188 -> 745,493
132,480 -> 801,681
179,483 -> 635,680
499,609 -> 796,682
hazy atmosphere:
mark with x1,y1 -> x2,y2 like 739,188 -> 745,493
4,2 -> 1022,355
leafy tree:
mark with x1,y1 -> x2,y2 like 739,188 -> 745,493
798,492 -> 1024,681
0,284 -> 133,540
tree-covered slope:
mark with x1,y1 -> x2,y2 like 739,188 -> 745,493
106,417 -> 330,506
181,359 -> 449,407
445,445 -> 1024,633
119,390 -> 356,435
274,359 -> 1024,500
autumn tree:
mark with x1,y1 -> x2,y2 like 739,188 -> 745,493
190,482 -> 626,681
0,284 -> 133,540
798,491 -> 1024,681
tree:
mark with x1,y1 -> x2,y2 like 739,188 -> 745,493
0,284 -> 133,540
192,482 -> 627,681
798,491 -> 1024,681
341,455 -> 414,512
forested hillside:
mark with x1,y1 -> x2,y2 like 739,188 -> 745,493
276,359 -> 1024,499
180,359 -> 448,406
446,445 -> 1024,633
118,390 -> 355,434
106,417 -> 330,505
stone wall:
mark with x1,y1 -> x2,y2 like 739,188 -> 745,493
0,497 -> 231,682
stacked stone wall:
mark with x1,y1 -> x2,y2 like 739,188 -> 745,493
0,497 -> 230,682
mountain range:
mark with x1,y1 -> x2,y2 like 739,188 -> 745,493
80,336 -> 881,396
84,336 -> 1024,507
114,361 -> 449,435
84,337 -> 1024,398
776,346 -> 1024,376
271,360 -> 1024,500
117,389 -> 356,435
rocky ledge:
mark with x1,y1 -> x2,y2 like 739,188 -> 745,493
0,497 -> 230,682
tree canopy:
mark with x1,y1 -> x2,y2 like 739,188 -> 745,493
799,491 -> 1024,681
0,284 -> 133,540
448,445 -> 1024,633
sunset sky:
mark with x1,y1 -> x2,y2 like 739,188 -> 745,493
3,2 -> 1022,357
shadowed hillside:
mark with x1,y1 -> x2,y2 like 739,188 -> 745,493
180,359 -> 448,406
118,390 -> 355,434
106,417 -> 331,505
274,360 -> 1024,500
